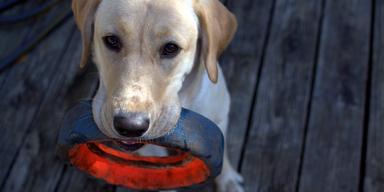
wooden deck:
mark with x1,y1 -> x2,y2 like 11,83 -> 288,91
0,0 -> 383,191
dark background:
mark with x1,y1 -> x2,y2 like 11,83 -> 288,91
0,0 -> 383,192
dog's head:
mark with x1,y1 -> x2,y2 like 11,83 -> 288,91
72,0 -> 236,139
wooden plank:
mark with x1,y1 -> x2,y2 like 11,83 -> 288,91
222,0 -> 275,169
0,2 -> 110,191
225,0 -> 276,56
221,55 -> 259,167
0,4 -> 73,187
0,22 -> 109,191
0,20 -> 77,191
364,0 -> 384,191
0,1 -> 40,91
239,0 -> 323,191
298,0 -> 372,191
0,5 -> 32,58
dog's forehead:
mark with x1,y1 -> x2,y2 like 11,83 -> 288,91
96,0 -> 197,33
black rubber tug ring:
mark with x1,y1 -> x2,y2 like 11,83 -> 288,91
57,101 -> 224,191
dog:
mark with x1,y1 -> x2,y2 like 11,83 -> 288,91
72,0 -> 243,191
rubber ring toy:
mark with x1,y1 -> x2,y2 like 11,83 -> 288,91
57,101 -> 224,191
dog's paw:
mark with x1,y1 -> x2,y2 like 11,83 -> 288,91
215,169 -> 244,192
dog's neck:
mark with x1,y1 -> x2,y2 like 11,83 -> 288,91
178,59 -> 206,107
178,34 -> 209,106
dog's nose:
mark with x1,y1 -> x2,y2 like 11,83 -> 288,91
113,112 -> 150,137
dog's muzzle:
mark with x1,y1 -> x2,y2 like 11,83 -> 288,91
57,101 -> 224,191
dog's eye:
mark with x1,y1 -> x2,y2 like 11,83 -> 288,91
161,43 -> 180,58
103,35 -> 122,52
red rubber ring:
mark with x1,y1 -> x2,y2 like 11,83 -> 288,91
68,142 -> 210,190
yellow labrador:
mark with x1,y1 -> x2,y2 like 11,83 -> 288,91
72,0 -> 243,191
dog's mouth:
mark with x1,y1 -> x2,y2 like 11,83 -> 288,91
102,140 -> 145,152
114,141 -> 145,152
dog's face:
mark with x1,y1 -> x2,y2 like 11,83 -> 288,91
72,0 -> 236,139
92,0 -> 199,138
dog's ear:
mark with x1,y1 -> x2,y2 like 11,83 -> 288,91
72,0 -> 101,68
194,0 -> 237,83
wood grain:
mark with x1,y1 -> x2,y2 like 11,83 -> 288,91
240,0 -> 323,191
222,0 -> 275,170
298,0 -> 372,191
0,2 -> 109,191
0,2 -> 74,187
364,0 -> 384,191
